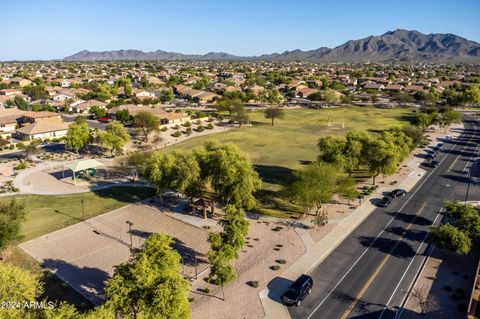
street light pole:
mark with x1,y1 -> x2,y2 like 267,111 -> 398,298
126,220 -> 133,247
81,199 -> 85,220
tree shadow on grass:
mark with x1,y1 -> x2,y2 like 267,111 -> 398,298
254,189 -> 304,219
42,259 -> 110,306
92,186 -> 157,203
254,165 -> 294,186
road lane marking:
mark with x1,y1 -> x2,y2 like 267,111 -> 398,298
339,202 -> 426,319
341,254 -> 391,319
377,209 -> 443,319
306,125 -> 469,319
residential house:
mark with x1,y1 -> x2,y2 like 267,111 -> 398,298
363,83 -> 385,90
70,99 -> 107,113
108,105 -> 190,126
9,77 -> 32,87
384,84 -> 405,91
133,89 -> 155,98
0,115 -> 18,138
15,111 -> 68,140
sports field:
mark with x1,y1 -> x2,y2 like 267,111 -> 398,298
167,107 -> 414,217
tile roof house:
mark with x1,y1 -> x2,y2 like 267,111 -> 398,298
15,111 -> 68,140
70,99 -> 107,113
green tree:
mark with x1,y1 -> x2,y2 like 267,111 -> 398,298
17,140 -> 40,161
264,106 -> 285,126
133,111 -> 160,142
104,233 -> 191,319
201,142 -> 261,209
438,108 -> 462,131
463,84 -> 480,106
231,104 -> 249,127
89,105 -> 107,119
317,136 -> 347,167
14,96 -> 29,110
0,262 -> 43,318
170,152 -> 203,201
159,88 -> 174,103
287,162 -> 356,223
215,98 -> 243,116
430,224 -> 471,256
144,152 -> 175,194
65,120 -> 90,154
322,89 -> 340,104
116,109 -> 132,124
415,112 -> 437,131
207,205 -> 249,299
97,121 -> 130,156
0,199 -> 25,253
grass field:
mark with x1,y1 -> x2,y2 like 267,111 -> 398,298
166,106 -> 415,217
3,186 -> 156,242
1,186 -> 155,310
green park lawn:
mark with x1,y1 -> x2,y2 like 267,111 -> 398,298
4,186 -> 156,243
168,106 -> 415,218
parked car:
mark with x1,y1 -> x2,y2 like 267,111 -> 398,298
281,274 -> 313,307
387,189 -> 406,198
99,117 -> 111,123
429,160 -> 440,168
436,143 -> 444,150
377,196 -> 394,207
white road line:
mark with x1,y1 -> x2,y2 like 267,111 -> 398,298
378,118 -> 478,319
306,141 -> 459,319
306,125 -> 470,319
377,209 -> 443,319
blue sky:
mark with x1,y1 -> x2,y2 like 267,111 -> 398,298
1,0 -> 479,60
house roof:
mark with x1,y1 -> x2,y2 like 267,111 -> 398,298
22,111 -> 60,119
0,115 -> 18,125
16,121 -> 68,135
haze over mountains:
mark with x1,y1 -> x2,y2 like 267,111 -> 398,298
64,29 -> 480,62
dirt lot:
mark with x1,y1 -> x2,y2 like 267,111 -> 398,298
19,203 -> 209,305
189,219 -> 305,319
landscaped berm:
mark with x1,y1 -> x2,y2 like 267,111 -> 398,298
167,107 -> 414,217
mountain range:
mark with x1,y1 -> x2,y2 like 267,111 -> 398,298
64,29 -> 480,62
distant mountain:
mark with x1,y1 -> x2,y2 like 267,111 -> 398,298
64,30 -> 480,62
63,49 -> 240,61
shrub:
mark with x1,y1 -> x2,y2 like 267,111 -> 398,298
196,125 -> 205,132
270,265 -> 281,271
183,121 -> 191,127
15,163 -> 27,170
185,127 -> 192,135
198,287 -> 210,294
171,130 -> 182,138
247,281 -> 259,288
275,244 -> 283,248
275,259 -> 287,264
271,226 -> 283,232
206,123 -> 214,129
160,126 -> 168,132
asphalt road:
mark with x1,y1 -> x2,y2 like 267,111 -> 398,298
289,116 -> 480,319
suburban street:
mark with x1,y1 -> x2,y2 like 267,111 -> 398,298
290,115 -> 480,319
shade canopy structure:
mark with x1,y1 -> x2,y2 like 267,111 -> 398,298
63,159 -> 105,184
